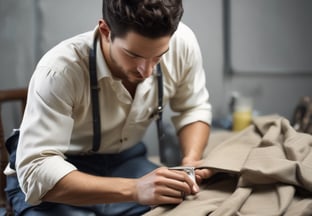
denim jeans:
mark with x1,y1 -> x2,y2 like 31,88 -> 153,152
6,142 -> 158,216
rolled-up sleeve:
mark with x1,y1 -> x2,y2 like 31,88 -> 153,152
16,66 -> 79,205
165,23 -> 212,131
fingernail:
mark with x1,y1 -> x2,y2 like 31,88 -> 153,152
193,185 -> 199,193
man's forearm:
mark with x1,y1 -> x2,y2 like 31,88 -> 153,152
178,121 -> 210,165
43,167 -> 200,206
42,170 -> 136,205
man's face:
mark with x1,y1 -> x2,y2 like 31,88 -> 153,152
106,31 -> 171,84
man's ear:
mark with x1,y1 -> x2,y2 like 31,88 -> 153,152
98,19 -> 111,42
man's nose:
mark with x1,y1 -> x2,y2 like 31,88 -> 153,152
137,59 -> 154,78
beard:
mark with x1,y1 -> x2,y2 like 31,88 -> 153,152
109,47 -> 144,84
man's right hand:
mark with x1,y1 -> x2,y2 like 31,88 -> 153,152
134,167 -> 199,205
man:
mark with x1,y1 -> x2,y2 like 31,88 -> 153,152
6,0 -> 213,215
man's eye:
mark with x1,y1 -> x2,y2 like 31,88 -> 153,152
129,54 -> 138,59
125,52 -> 139,59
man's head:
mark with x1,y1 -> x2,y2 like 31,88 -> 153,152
99,0 -> 184,84
102,0 -> 184,41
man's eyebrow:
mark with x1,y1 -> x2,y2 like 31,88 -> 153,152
156,48 -> 170,57
123,48 -> 170,58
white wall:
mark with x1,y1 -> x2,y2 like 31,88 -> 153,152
182,0 -> 312,121
0,0 -> 37,136
0,0 -> 36,88
37,0 -> 102,53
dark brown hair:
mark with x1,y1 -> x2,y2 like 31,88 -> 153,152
102,0 -> 184,40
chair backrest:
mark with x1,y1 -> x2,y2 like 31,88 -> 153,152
0,88 -> 27,210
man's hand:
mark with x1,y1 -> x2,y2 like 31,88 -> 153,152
177,122 -> 212,184
134,167 -> 199,205
182,157 -> 214,184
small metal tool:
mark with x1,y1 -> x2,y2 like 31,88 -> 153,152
168,166 -> 196,183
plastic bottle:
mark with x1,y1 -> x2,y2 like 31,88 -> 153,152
232,97 -> 253,131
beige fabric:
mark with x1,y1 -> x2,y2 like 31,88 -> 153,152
144,115 -> 312,216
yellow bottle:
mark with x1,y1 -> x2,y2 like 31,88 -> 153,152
232,97 -> 252,131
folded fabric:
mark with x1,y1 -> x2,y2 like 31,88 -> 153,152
144,115 -> 312,216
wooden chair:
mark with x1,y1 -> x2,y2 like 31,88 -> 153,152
0,88 -> 27,215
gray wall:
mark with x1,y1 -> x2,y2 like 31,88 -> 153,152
1,0 -> 312,155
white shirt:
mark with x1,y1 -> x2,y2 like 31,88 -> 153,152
14,22 -> 212,204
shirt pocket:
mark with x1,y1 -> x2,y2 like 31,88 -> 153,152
133,106 -> 160,124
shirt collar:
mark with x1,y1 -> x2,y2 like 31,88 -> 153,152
92,27 -> 112,81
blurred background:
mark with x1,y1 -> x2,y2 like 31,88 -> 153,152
1,0 -> 312,156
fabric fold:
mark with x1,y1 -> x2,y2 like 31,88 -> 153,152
144,115 -> 312,216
